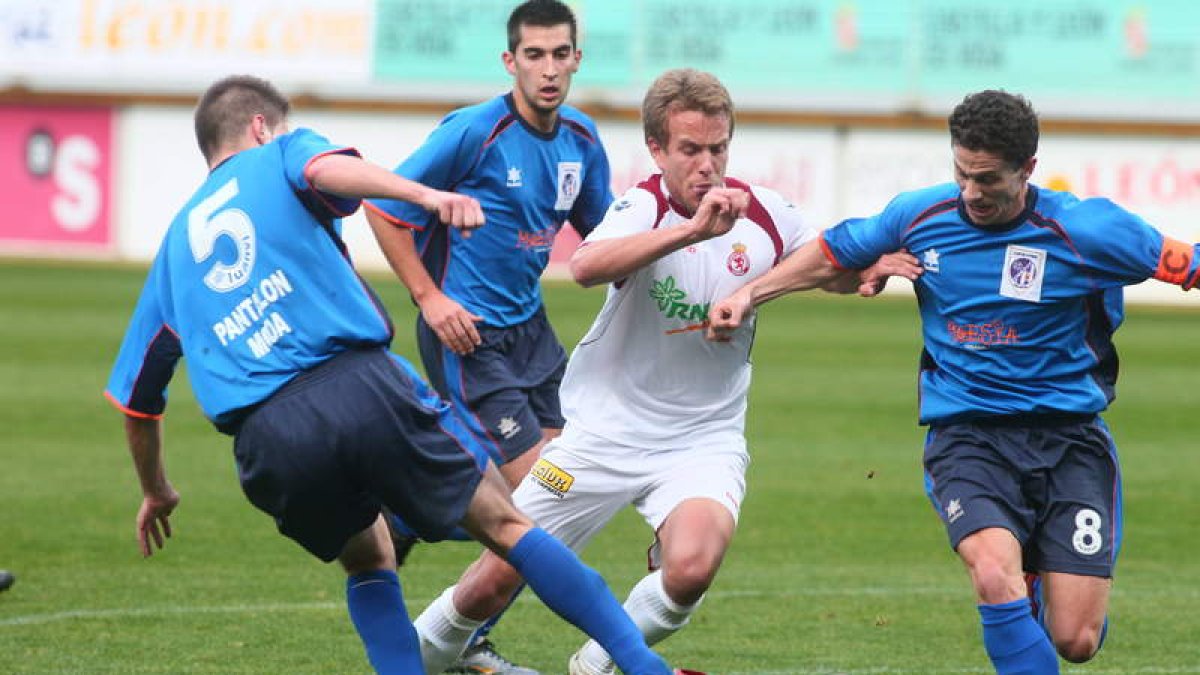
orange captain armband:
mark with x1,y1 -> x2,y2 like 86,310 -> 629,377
1153,237 -> 1195,287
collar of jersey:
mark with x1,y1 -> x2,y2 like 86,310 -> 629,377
504,92 -> 561,141
956,184 -> 1039,233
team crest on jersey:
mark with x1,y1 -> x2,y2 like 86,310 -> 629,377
999,245 -> 1046,303
554,161 -> 582,210
727,243 -> 750,276
506,166 -> 522,188
529,458 -> 574,498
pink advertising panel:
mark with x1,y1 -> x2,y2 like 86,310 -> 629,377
0,105 -> 113,250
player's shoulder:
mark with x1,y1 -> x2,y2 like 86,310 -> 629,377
1032,186 -> 1141,243
434,96 -> 513,141
874,182 -> 961,226
557,104 -> 604,145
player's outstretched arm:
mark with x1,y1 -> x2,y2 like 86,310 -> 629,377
123,415 -> 179,557
365,209 -> 482,355
818,250 -> 924,296
305,154 -> 484,234
706,238 -> 844,341
572,188 -> 748,287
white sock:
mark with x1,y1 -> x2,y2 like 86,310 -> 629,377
412,585 -> 484,675
575,569 -> 702,671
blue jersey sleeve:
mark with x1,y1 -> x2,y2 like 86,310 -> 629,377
279,128 -> 363,221
1065,197 -> 1200,290
368,111 -> 483,229
567,119 -> 614,238
104,259 -> 183,418
822,192 -> 921,269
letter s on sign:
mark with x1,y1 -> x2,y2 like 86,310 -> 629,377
51,135 -> 102,232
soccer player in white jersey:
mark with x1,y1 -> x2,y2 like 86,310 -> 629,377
409,68 -> 921,674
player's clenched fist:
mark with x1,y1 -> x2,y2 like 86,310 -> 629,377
425,191 -> 485,235
687,187 -> 748,242
706,288 -> 754,342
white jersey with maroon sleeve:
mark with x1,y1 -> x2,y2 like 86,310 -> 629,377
559,174 -> 816,450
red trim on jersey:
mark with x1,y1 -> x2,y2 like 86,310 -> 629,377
636,174 -> 672,228
103,391 -> 164,420
302,147 -> 364,217
1154,237 -> 1195,286
724,177 -> 784,266
819,233 -> 849,271
363,201 -> 426,231
483,115 -> 518,148
906,198 -> 958,233
562,118 -> 596,144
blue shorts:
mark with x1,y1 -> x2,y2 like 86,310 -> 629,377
923,414 -> 1123,577
233,348 -> 489,562
418,306 -> 567,465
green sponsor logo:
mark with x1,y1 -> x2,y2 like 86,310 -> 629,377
649,276 -> 709,323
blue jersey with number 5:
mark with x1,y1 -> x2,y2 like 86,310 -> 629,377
105,128 -> 393,429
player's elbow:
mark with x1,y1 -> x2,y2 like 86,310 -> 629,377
569,248 -> 604,288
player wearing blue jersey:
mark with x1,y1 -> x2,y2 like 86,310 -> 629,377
364,2 -> 611,672
708,90 -> 1199,673
105,74 -> 677,675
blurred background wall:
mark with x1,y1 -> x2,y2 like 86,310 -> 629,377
2,0 -> 1198,303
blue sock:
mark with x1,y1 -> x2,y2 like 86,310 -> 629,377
505,528 -> 671,675
979,598 -> 1059,675
346,570 -> 423,674
469,583 -> 526,645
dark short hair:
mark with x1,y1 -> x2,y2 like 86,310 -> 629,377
506,0 -> 577,52
194,75 -> 289,163
948,90 -> 1039,168
642,68 -> 735,148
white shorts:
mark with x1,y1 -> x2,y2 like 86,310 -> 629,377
513,426 -> 749,556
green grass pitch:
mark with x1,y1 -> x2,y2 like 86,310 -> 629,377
0,258 -> 1197,673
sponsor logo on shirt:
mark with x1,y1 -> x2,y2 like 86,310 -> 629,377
946,319 -> 1021,349
726,242 -> 750,276
999,245 -> 1046,302
613,199 -> 632,212
921,248 -> 940,273
649,276 -> 709,334
516,227 -> 557,251
530,458 -> 574,498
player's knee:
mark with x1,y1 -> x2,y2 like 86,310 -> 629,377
967,559 -> 1023,604
1053,627 -> 1103,663
662,554 -> 720,604
458,554 -> 524,617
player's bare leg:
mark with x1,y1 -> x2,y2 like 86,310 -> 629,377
1040,572 -> 1110,662
570,498 -> 734,675
498,428 -> 559,488
417,463 -> 672,675
956,527 -> 1059,673
338,516 -> 423,673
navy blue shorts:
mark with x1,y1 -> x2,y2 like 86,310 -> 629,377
923,414 -> 1123,577
232,348 -> 488,562
418,306 -> 567,465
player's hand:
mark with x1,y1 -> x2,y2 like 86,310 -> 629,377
858,249 -> 923,297
706,289 -> 754,342
688,188 -> 748,242
420,291 -> 483,355
423,191 -> 484,238
136,486 -> 180,558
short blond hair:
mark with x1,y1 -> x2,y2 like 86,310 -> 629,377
642,68 -> 734,147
